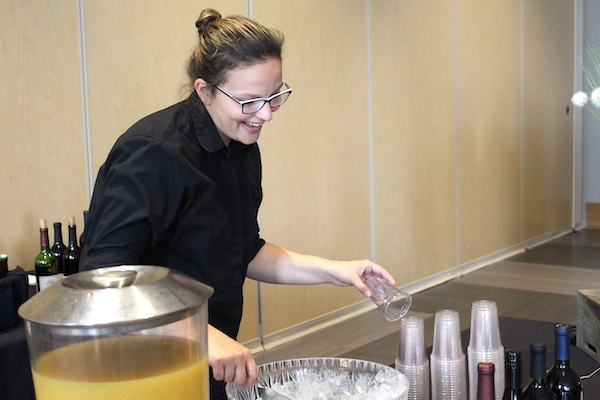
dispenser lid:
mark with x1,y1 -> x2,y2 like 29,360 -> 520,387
19,265 -> 213,333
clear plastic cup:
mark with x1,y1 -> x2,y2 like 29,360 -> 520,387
432,310 -> 464,360
468,300 -> 502,351
397,316 -> 427,365
467,300 -> 504,400
430,357 -> 467,400
430,310 -> 467,400
363,275 -> 412,321
395,316 -> 429,400
396,363 -> 430,400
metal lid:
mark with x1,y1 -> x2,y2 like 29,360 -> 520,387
19,265 -> 213,335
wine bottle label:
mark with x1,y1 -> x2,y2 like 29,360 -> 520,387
38,274 -> 60,291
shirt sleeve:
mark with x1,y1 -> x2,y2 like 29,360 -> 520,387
81,134 -> 184,270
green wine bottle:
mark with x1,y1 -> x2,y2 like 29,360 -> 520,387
34,218 -> 59,291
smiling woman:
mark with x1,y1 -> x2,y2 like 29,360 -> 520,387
77,8 -> 395,400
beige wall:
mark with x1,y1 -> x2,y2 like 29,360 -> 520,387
0,1 -> 574,344
457,0 -> 524,261
0,1 -> 88,270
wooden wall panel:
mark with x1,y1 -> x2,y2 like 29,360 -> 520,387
252,0 -> 372,335
0,1 -> 87,269
523,0 -> 574,239
371,0 -> 458,284
84,1 -> 247,177
457,0 -> 523,263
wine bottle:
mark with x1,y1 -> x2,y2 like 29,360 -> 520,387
503,350 -> 524,400
477,362 -> 496,400
34,219 -> 59,291
0,254 -> 7,279
547,324 -> 583,400
51,222 -> 66,279
63,216 -> 81,276
523,344 -> 558,400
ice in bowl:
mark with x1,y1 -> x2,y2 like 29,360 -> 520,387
225,357 -> 409,400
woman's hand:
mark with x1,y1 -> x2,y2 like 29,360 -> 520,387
326,259 -> 396,298
208,325 -> 258,386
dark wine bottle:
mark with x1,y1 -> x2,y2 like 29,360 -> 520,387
63,216 -> 81,276
547,324 -> 583,400
523,344 -> 558,400
35,219 -> 59,291
477,362 -> 496,400
51,222 -> 66,278
0,254 -> 8,279
503,350 -> 524,400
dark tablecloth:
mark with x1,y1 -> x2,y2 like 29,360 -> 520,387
0,323 -> 34,400
0,267 -> 34,400
0,267 -> 28,331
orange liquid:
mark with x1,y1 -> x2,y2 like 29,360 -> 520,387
32,335 -> 208,400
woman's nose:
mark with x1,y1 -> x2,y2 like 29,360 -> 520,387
255,104 -> 273,121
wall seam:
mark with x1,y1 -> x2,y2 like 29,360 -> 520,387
520,0 -> 525,242
573,0 -> 584,229
366,0 -> 376,263
453,0 -> 461,268
77,0 -> 93,203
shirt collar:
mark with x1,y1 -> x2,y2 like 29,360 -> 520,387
186,91 -> 226,153
186,91 -> 256,156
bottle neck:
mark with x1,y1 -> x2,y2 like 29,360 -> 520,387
40,228 -> 50,250
506,362 -> 522,389
530,346 -> 547,383
68,224 -> 78,245
53,223 -> 63,243
477,362 -> 495,400
554,325 -> 571,363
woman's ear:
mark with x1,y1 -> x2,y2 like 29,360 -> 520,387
194,78 -> 212,105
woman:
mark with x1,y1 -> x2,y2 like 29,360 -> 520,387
80,9 -> 395,400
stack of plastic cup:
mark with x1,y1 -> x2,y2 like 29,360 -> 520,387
395,316 -> 429,400
430,309 -> 467,400
467,300 -> 504,400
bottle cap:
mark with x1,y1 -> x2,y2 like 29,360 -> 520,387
477,361 -> 495,374
555,323 -> 571,336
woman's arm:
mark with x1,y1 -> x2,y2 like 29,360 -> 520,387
246,242 -> 396,297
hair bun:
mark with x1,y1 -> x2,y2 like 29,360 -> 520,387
195,8 -> 222,35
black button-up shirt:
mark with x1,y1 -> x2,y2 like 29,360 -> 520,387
80,92 -> 265,340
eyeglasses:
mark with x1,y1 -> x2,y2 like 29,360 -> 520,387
210,81 -> 292,114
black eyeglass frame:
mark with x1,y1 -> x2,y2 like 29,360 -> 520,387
209,81 -> 292,114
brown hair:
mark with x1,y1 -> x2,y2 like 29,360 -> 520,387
186,9 -> 284,92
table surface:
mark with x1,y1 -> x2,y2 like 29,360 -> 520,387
1,317 -> 597,400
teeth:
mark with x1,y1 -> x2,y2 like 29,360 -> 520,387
247,122 -> 263,128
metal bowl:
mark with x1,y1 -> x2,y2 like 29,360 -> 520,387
225,357 -> 409,400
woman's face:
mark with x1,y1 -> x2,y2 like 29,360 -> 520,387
196,57 -> 283,146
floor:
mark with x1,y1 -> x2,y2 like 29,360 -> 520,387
252,229 -> 600,367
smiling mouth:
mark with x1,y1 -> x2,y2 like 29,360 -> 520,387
245,122 -> 263,128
